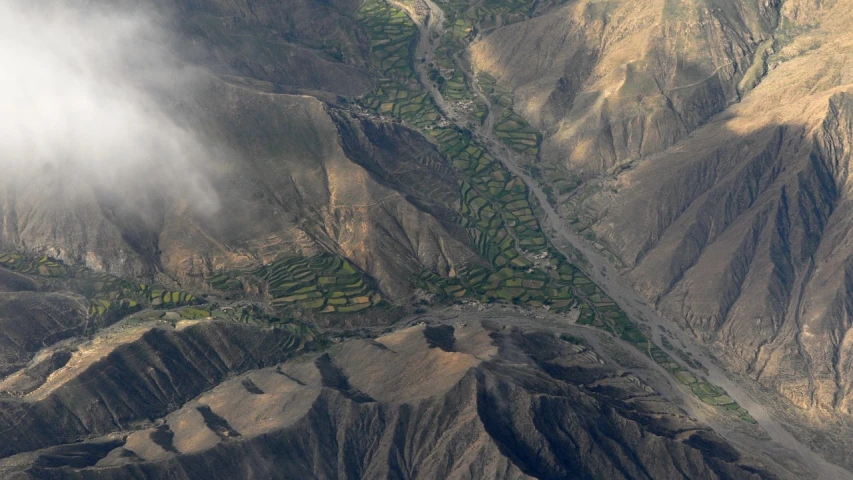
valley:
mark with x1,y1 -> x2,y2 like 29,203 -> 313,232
358,0 -> 767,428
383,0 -> 850,476
2,0 -> 853,477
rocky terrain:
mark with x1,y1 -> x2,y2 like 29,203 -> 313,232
0,312 -> 780,480
3,0 -> 853,477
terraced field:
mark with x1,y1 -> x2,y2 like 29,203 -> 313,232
524,163 -> 581,204
0,0 -> 758,425
357,0 -> 450,128
360,79 -> 441,127
428,39 -> 486,123
421,127 -> 605,312
659,353 -> 756,421
476,74 -> 541,154
353,3 -> 610,315
439,0 -> 538,42
436,67 -> 469,102
0,252 -> 71,277
572,285 -> 757,423
477,72 -> 513,107
206,271 -> 243,292
430,127 -> 547,254
135,304 -> 322,339
557,180 -> 627,268
358,0 -> 418,78
0,251 -> 356,342
207,254 -> 385,316
494,110 -> 541,154
253,254 -> 383,313
0,253 -> 197,319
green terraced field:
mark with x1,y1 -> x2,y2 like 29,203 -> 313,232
187,304 -> 318,335
558,181 -> 626,268
476,73 -> 541,154
0,253 -> 69,277
580,300 -> 757,424
146,287 -> 197,307
205,253 -> 389,316
423,126 -> 595,312
0,252 -> 199,319
207,272 -> 243,291
429,127 -> 548,253
494,110 -> 541,155
359,0 -> 417,78
429,40 -> 482,106
134,304 -> 324,350
524,164 -> 582,208
88,298 -> 140,318
436,68 -> 467,100
416,270 -> 469,299
361,79 -> 442,127
440,0 -> 539,42
375,81 -> 756,423
661,335 -> 707,372
253,254 -> 382,313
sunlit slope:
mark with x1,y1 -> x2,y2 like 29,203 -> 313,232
470,0 -> 853,464
573,0 -> 853,406
470,0 -> 779,175
0,0 -> 844,476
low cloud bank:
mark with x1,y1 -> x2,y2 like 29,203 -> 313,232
0,0 -> 220,212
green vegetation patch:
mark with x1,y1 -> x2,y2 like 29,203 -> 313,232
477,72 -> 514,107
494,110 -> 541,155
254,254 -> 382,313
361,79 -> 442,128
0,252 -> 197,320
358,0 -> 417,78
207,272 -> 243,292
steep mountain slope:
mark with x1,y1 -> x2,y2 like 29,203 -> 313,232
470,0 -> 780,176
0,292 -> 87,377
570,1 -> 853,403
469,0 -> 853,468
0,319 -> 778,479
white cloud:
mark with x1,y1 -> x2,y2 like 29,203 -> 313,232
0,0 -> 219,212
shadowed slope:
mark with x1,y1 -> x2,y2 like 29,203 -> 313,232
0,322 -> 776,479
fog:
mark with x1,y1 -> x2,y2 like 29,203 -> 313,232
0,0 -> 220,212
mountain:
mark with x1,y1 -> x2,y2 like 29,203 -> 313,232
0,317 -> 779,480
470,0 -> 779,174
2,0 -> 853,478
472,0 -> 853,467
0,78 -> 479,302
